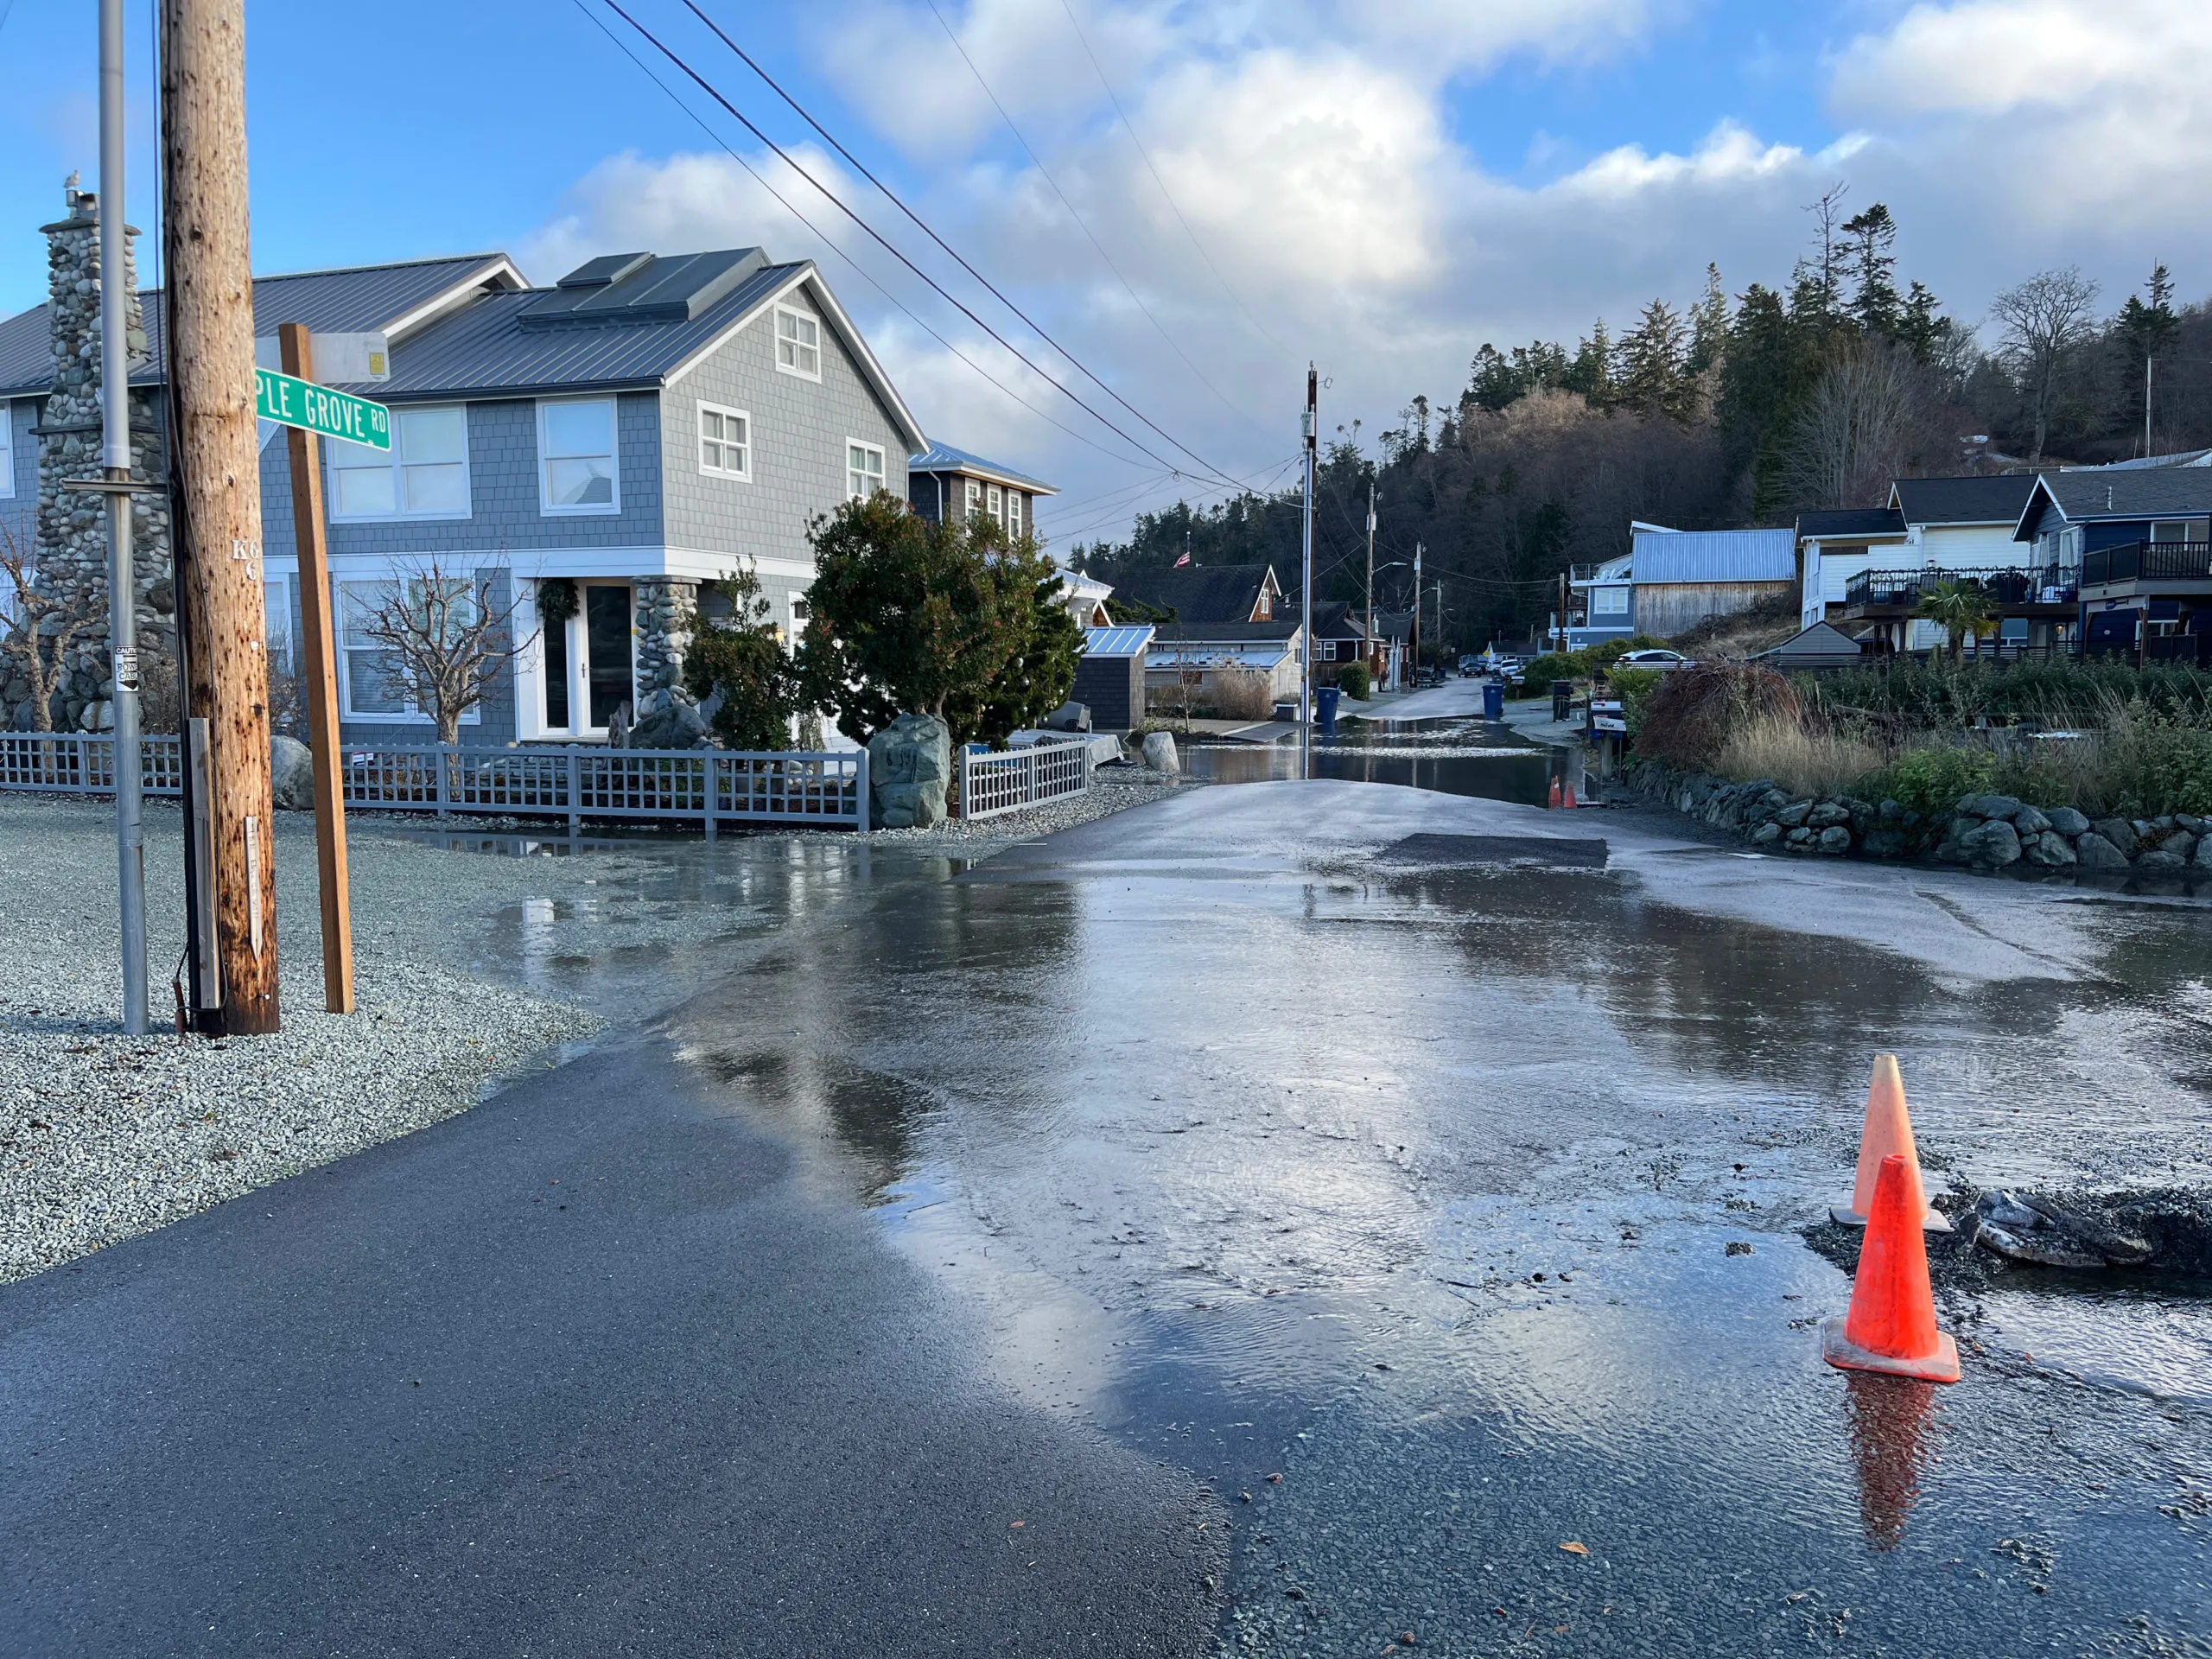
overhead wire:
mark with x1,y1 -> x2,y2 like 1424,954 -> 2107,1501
598,0 -> 1202,480
918,0 -> 1268,435
1052,0 -> 1288,359
569,0 -> 1152,471
677,0 -> 1249,492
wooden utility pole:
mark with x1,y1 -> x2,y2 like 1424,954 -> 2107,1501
162,0 -> 279,1033
1364,482 -> 1376,683
278,324 -> 353,1014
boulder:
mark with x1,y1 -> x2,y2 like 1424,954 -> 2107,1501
1749,821 -> 1783,846
2195,835 -> 2212,871
1807,802 -> 1850,830
2045,805 -> 2090,838
2160,829 -> 2199,862
1962,793 -> 2022,821
1958,817 -> 2022,867
868,712 -> 952,829
2177,813 -> 2207,836
1860,828 -> 1910,860
1816,825 -> 1853,855
2021,830 -> 2076,868
1774,800 -> 1812,829
2011,804 -> 2051,836
627,697 -> 711,750
1141,731 -> 1181,776
1878,798 -> 1907,821
2136,849 -> 2189,874
2075,832 -> 2131,870
270,734 -> 315,811
2092,817 -> 2139,856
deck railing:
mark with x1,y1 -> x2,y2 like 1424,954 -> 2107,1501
959,739 -> 1091,820
2082,541 -> 2212,588
1845,564 -> 2075,609
0,735 -> 869,832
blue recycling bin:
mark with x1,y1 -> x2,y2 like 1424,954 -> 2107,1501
1315,685 -> 1341,735
1482,680 -> 1503,720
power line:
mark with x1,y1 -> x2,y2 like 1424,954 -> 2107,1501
599,0 -> 1200,480
569,0 -> 1153,473
920,0 -> 1268,435
1052,0 -> 1288,359
677,0 -> 1247,493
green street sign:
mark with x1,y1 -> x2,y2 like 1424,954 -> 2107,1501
255,366 -> 390,450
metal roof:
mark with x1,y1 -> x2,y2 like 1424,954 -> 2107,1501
1147,641 -> 1293,670
1887,474 -> 2039,527
1630,527 -> 1796,584
0,253 -> 518,397
909,440 -> 1057,494
1080,625 -> 1154,657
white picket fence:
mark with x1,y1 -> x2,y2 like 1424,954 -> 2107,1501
0,732 -> 868,833
960,738 -> 1091,820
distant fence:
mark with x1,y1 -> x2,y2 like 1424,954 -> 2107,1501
0,734 -> 869,833
960,738 -> 1090,820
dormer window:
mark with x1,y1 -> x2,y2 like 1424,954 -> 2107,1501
848,440 -> 886,500
776,306 -> 821,379
699,403 -> 750,480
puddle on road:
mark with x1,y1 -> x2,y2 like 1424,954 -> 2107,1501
659,830 -> 2212,1650
1180,715 -> 1577,808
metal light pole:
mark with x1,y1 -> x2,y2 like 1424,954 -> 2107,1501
101,0 -> 149,1035
1300,365 -> 1316,780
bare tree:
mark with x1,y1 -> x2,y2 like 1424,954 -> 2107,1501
1777,338 -> 1953,511
0,522 -> 99,734
1987,267 -> 2101,462
353,557 -> 531,745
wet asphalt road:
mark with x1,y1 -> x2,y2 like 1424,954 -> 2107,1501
8,775 -> 2212,1656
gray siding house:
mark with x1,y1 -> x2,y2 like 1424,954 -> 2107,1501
0,211 -> 925,744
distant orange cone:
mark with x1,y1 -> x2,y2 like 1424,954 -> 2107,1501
1548,776 -> 1562,808
1563,782 -> 1579,809
1832,1053 -> 1950,1232
1823,1153 -> 1961,1383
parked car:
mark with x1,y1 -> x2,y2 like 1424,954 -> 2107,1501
1615,648 -> 1692,669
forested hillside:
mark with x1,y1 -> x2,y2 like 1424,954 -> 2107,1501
1070,194 -> 2212,649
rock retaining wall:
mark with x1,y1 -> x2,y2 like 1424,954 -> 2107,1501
1624,761 -> 2212,877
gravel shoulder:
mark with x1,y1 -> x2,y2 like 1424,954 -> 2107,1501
0,771 -> 1191,1284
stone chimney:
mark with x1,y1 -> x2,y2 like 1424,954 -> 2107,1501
22,173 -> 175,733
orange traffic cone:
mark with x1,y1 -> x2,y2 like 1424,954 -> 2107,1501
1832,1054 -> 1950,1232
1548,776 -> 1563,809
1563,781 -> 1579,809
1823,1153 -> 1961,1383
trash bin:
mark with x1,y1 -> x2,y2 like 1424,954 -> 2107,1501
1316,685 -> 1341,735
1482,680 -> 1503,721
1552,679 -> 1573,721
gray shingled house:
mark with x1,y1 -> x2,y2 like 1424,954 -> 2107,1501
1,194 -> 926,743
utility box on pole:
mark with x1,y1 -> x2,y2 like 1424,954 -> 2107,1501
162,0 -> 280,1034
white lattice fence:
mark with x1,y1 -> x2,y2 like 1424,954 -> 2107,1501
960,740 -> 1091,820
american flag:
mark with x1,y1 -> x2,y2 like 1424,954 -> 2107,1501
1174,551 -> 1190,567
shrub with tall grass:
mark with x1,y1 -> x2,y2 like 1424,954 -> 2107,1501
1714,713 -> 1891,799
1805,659 -> 2212,727
1635,662 -> 1798,771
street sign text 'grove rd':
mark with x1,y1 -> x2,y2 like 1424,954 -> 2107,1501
254,367 -> 390,449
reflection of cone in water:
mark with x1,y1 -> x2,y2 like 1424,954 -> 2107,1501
1822,1153 -> 1961,1383
1843,1370 -> 1939,1549
1832,1053 -> 1950,1231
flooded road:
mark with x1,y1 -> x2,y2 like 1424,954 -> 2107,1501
1181,715 -> 1571,808
653,782 -> 2212,1655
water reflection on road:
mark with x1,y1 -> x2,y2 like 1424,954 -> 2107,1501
642,799 -> 2212,1656
1181,715 -> 1569,807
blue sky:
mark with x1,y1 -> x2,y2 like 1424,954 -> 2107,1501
3,0 -> 2206,540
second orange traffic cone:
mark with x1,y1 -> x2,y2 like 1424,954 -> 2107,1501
1822,1153 -> 1961,1383
1832,1053 -> 1950,1232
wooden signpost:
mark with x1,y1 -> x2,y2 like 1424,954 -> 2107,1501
273,323 -> 360,1014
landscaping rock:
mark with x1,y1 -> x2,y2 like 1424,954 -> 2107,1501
2093,818 -> 2139,856
2075,832 -> 2132,870
2177,813 -> 2207,836
1774,800 -> 1812,829
1878,798 -> 1906,821
868,712 -> 951,829
270,734 -> 315,811
1958,817 -> 2023,867
1785,827 -> 1815,849
2159,830 -> 2199,861
1963,793 -> 2023,822
2194,836 -> 2212,871
2136,849 -> 2190,874
1861,828 -> 1910,860
1807,802 -> 1850,830
2022,830 -> 2077,868
2046,806 -> 2090,838
2011,804 -> 2051,836
1749,822 -> 1782,846
1141,731 -> 1181,777
1816,825 -> 1853,855
626,696 -> 711,751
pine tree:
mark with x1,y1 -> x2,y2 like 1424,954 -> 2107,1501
1897,281 -> 1947,365
1617,299 -> 1694,421
1565,319 -> 1614,405
1688,263 -> 1729,374
1841,203 -> 1901,335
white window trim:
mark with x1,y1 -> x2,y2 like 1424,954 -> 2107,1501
697,400 -> 752,481
773,303 -> 823,383
0,399 -> 14,499
334,572 -> 487,726
846,437 -> 887,502
324,403 -> 474,524
537,397 -> 622,518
